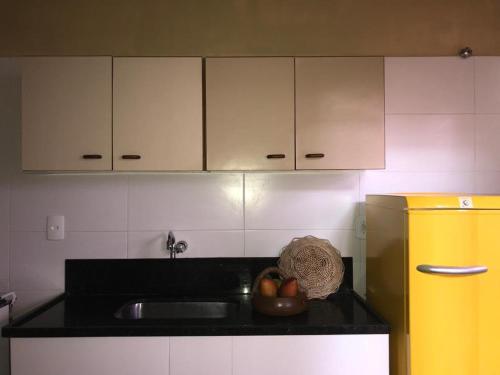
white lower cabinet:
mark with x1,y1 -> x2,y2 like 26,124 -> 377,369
233,335 -> 389,375
170,337 -> 232,375
11,335 -> 388,375
11,337 -> 170,375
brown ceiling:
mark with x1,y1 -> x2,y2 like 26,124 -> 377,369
1,0 -> 499,56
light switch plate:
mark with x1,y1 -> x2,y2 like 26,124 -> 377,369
47,215 -> 65,240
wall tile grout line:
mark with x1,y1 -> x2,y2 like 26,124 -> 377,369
245,228 -> 358,232
9,288 -> 65,293
168,337 -> 171,375
358,170 -> 362,214
375,169 -> 481,173
244,228 -> 356,231
385,112 -> 476,116
126,175 -> 130,258
118,229 -> 245,233
242,173 -> 246,257
473,56 -> 477,115
9,229 -> 130,233
231,336 -> 234,375
7,170 -> 12,292
472,57 -> 478,193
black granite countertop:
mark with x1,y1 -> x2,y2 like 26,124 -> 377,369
2,257 -> 389,338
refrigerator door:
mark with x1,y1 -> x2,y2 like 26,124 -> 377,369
476,211 -> 500,374
408,209 -> 500,375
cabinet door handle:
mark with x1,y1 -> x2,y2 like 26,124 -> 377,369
82,154 -> 103,160
305,153 -> 325,159
266,154 -> 286,159
417,264 -> 488,275
122,155 -> 141,160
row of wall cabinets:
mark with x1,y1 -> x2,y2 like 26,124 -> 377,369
21,56 -> 385,171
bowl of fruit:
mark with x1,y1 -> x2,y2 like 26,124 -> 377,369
252,266 -> 308,317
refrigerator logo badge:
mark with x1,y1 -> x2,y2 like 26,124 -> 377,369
459,196 -> 473,208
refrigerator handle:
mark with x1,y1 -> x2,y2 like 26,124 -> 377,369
417,264 -> 488,275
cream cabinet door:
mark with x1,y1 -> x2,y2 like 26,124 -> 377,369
206,58 -> 295,171
295,57 -> 385,170
113,57 -> 202,171
21,57 -> 112,171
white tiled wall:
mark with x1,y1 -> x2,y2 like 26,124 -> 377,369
385,114 -> 475,171
127,230 -> 244,258
1,57 -> 500,316
10,174 -> 129,232
244,173 -> 358,230
127,174 -> 244,231
385,57 -> 475,114
474,57 -> 500,114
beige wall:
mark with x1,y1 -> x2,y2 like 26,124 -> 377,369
1,0 -> 499,56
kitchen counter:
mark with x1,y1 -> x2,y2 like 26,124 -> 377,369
2,257 -> 388,338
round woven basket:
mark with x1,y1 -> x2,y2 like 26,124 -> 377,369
278,236 -> 344,300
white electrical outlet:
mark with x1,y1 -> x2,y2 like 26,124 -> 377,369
355,215 -> 366,240
47,215 -> 65,240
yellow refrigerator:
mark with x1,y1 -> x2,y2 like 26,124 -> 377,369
366,194 -> 500,375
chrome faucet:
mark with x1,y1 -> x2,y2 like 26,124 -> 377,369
166,231 -> 188,259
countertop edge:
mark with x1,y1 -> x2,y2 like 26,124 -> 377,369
2,292 -> 390,338
4,325 -> 389,338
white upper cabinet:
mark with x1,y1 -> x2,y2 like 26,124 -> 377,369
21,56 -> 384,172
113,57 -> 203,171
295,57 -> 385,170
206,58 -> 295,171
21,57 -> 112,171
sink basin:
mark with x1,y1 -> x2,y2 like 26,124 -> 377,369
114,299 -> 238,320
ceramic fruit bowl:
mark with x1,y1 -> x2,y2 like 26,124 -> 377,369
252,291 -> 308,316
251,266 -> 308,317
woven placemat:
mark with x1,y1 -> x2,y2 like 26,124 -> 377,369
278,236 -> 344,299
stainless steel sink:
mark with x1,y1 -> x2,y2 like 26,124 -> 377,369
114,299 -> 238,320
